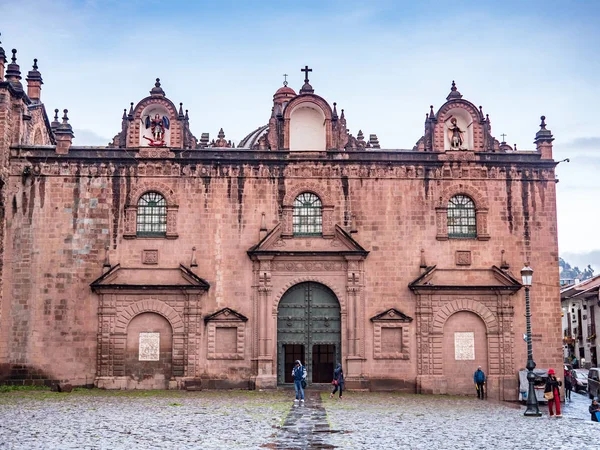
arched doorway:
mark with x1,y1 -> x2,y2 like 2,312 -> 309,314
277,282 -> 341,384
125,312 -> 173,389
442,311 -> 489,395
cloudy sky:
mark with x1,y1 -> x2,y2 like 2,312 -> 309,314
1,0 -> 599,271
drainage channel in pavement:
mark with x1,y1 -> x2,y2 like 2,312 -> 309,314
263,392 -> 340,449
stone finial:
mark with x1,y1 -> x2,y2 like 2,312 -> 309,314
178,102 -> 184,119
259,212 -> 268,240
534,115 -> 553,142
26,57 -> 43,100
429,105 -> 435,119
420,249 -> 427,269
350,214 -> 358,234
332,102 -> 338,120
5,48 -> 23,90
446,80 -> 462,101
103,246 -> 111,268
340,109 -> 345,120
185,109 -> 189,121
128,102 -> 134,120
55,109 -> 74,154
211,128 -> 230,148
122,108 -> 127,120
369,134 -> 380,149
500,249 -> 509,270
191,247 -> 198,267
534,115 -> 554,159
514,143 -> 518,151
0,32 -> 5,63
199,133 -> 209,148
150,77 -> 165,96
357,130 -> 365,142
51,108 -> 60,129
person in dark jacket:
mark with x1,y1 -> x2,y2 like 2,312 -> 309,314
473,366 -> 486,399
545,368 -> 562,417
330,363 -> 344,399
564,369 -> 573,402
590,399 -> 600,422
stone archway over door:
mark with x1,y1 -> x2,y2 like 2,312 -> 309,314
443,311 -> 488,396
126,312 -> 173,389
277,282 -> 341,384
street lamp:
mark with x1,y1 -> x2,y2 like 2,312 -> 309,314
521,264 -> 541,417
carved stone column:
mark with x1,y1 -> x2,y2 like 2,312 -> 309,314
435,207 -> 448,240
345,258 -> 365,382
166,206 -> 179,239
255,258 -> 276,389
123,206 -> 136,239
281,206 -> 293,237
476,208 -> 490,241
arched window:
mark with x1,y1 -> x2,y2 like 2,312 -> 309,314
293,193 -> 322,236
137,192 -> 167,237
447,195 -> 476,238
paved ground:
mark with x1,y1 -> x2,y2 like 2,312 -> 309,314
0,388 -> 598,449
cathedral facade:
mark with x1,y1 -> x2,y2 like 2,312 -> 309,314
0,42 -> 562,400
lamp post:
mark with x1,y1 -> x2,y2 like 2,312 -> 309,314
522,264 -> 541,417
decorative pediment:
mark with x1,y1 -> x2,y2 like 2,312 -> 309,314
370,309 -> 413,323
247,223 -> 368,257
204,308 -> 248,324
409,265 -> 521,294
90,264 -> 210,292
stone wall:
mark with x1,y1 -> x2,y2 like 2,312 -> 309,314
0,150 -> 561,397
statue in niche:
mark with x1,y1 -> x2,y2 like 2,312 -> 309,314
143,113 -> 170,146
446,117 -> 465,150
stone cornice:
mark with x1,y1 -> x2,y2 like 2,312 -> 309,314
9,146 -> 557,167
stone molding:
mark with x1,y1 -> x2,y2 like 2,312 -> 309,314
430,299 -> 499,335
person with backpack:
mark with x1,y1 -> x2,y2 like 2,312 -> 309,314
473,365 -> 486,399
292,360 -> 307,403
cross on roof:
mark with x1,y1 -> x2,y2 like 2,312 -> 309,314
501,133 -> 507,142
301,65 -> 312,83
283,73 -> 288,87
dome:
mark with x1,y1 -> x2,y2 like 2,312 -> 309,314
238,125 -> 269,149
275,86 -> 296,96
273,85 -> 296,104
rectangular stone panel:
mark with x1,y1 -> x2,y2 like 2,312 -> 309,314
215,327 -> 237,354
454,331 -> 475,360
381,327 -> 402,353
139,332 -> 160,361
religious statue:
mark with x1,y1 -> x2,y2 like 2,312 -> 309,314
447,117 -> 464,150
143,114 -> 170,146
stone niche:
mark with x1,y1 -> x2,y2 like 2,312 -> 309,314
125,313 -> 172,389
91,264 -> 209,390
371,309 -> 413,360
205,308 -> 248,360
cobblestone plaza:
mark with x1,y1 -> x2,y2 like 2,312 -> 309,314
0,389 -> 597,449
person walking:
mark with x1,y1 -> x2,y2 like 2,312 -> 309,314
330,363 -> 344,399
292,360 -> 306,404
545,368 -> 562,417
564,368 -> 573,402
473,365 -> 486,399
